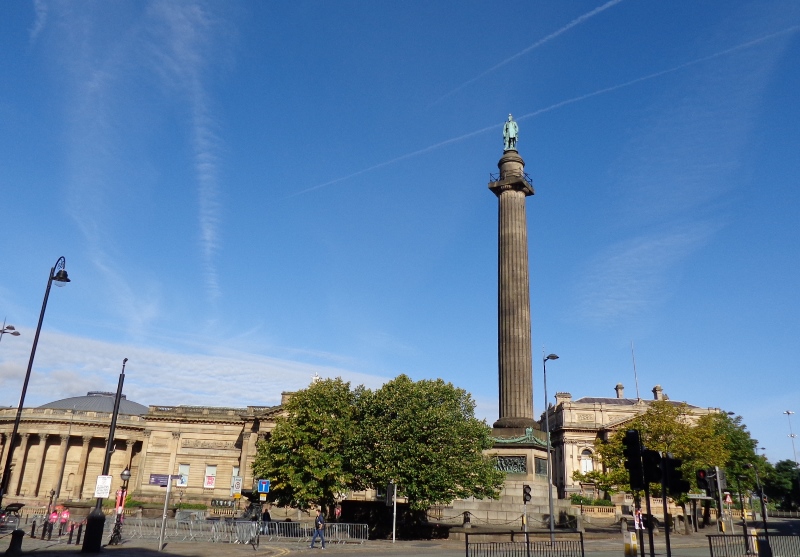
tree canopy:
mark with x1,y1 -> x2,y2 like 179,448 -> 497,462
571,401 -> 761,498
251,377 -> 359,511
252,374 -> 504,512
353,375 -> 504,510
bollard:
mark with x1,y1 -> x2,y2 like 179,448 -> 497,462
47,522 -> 53,540
6,529 -> 25,556
75,523 -> 84,545
68,524 -> 75,545
30,521 -> 37,539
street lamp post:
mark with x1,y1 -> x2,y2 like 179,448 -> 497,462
734,475 -> 750,555
543,352 -> 559,544
109,467 -> 131,545
82,357 -> 128,552
0,257 -> 69,509
744,462 -> 770,557
784,410 -> 800,508
0,319 -> 21,343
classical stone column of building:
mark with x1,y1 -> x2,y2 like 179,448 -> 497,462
33,434 -> 50,497
54,435 -> 71,500
0,434 -> 6,475
74,436 -> 92,499
489,148 -> 536,431
12,433 -> 31,496
124,439 -> 134,467
239,431 -> 255,488
134,431 -> 152,492
168,432 -> 181,479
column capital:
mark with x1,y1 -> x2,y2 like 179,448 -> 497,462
82,435 -> 92,445
171,432 -> 181,440
60,434 -> 71,443
126,439 -> 135,447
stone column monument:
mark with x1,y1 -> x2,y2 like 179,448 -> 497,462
489,114 -> 536,431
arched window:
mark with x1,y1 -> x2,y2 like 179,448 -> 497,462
580,449 -> 594,473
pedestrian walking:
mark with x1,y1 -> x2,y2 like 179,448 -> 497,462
309,508 -> 326,549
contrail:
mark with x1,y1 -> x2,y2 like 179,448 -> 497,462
432,0 -> 626,105
291,25 -> 799,199
515,24 -> 800,123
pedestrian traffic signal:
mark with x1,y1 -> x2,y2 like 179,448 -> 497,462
663,456 -> 690,496
696,468 -> 709,494
715,467 -> 727,491
642,449 -> 662,485
522,484 -> 532,503
622,430 -> 644,490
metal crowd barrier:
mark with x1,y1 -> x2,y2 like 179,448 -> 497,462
113,518 -> 368,545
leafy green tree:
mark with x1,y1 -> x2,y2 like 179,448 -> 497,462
251,378 -> 358,511
353,374 -> 504,510
764,459 -> 800,510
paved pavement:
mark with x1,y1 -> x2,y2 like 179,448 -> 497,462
0,529 -> 717,557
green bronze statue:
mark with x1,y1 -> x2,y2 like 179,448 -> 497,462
503,113 -> 518,151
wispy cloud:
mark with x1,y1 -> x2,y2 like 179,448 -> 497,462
294,25 -> 799,198
572,225 -> 718,323
0,330 -> 389,409
29,0 -> 48,43
147,2 -> 223,302
433,0 -> 626,104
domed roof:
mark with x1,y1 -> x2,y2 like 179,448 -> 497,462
38,391 -> 148,415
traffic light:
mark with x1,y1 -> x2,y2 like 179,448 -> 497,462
663,456 -> 690,496
622,430 -> 644,490
706,468 -> 718,498
642,449 -> 662,485
696,468 -> 709,494
522,484 -> 532,503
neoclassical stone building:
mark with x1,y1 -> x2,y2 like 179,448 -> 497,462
0,391 -> 285,507
538,383 -> 720,499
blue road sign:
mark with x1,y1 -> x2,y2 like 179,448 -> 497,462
257,479 -> 270,493
149,474 -> 169,487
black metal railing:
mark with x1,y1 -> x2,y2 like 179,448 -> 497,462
707,533 -> 800,557
489,171 -> 532,184
465,531 -> 584,557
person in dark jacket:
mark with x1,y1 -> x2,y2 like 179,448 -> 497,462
309,508 -> 326,549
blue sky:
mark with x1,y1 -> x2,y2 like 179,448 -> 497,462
1,1 -> 798,464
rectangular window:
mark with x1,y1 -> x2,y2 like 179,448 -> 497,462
177,464 -> 190,487
534,457 -> 548,477
204,465 -> 217,489
231,466 -> 240,485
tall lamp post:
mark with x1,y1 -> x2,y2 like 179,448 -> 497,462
744,462 -> 770,557
784,410 -> 800,506
82,358 -> 128,552
0,319 -> 21,343
0,257 -> 69,509
543,352 -> 559,544
109,467 -> 131,545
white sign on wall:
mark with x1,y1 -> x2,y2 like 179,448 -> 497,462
94,475 -> 114,498
204,475 -> 216,489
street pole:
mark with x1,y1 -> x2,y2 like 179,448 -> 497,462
0,257 -> 69,510
82,358 -> 128,552
543,352 -> 558,544
735,475 -> 750,554
783,411 -> 800,500
745,462 -> 770,557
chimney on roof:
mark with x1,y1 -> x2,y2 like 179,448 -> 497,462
652,385 -> 664,401
615,383 -> 625,399
555,392 -> 572,406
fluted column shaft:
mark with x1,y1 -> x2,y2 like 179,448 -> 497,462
489,150 -> 536,430
497,188 -> 533,423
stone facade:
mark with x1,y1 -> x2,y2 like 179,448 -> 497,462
538,383 -> 721,499
0,399 -> 283,508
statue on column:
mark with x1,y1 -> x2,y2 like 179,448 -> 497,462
503,114 -> 519,151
